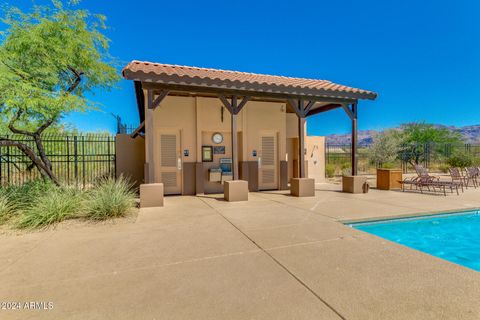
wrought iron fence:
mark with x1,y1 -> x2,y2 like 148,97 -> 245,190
0,134 -> 116,187
326,142 -> 480,176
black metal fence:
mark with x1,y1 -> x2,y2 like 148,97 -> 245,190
326,142 -> 480,175
0,134 -> 116,187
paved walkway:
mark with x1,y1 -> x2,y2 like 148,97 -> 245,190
1,184 -> 480,319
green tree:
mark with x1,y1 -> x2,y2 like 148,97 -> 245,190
397,123 -> 463,166
368,130 -> 401,167
0,1 -> 119,185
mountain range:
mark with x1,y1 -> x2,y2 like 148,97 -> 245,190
325,125 -> 480,145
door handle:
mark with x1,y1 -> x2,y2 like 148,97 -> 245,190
258,157 -> 262,168
177,158 -> 182,170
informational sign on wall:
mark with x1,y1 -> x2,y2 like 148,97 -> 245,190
213,146 -> 225,154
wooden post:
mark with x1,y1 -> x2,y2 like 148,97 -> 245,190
145,109 -> 154,183
231,97 -> 239,180
219,95 -> 250,181
298,116 -> 306,178
288,98 -> 316,179
145,89 -> 169,183
351,102 -> 358,176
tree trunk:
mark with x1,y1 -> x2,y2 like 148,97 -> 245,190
6,112 -> 60,185
0,138 -> 59,185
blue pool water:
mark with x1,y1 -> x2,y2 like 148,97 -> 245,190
351,211 -> 480,271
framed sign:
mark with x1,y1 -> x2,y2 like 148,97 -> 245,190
213,146 -> 225,154
202,146 -> 213,162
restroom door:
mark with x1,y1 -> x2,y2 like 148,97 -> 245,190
259,134 -> 277,190
156,130 -> 182,195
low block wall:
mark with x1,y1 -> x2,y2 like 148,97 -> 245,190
115,134 -> 145,188
306,136 -> 325,183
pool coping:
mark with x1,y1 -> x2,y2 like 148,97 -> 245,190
339,206 -> 480,225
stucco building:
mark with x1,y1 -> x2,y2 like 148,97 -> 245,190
121,61 -> 377,196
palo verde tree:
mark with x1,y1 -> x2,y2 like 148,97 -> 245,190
397,122 -> 463,166
0,0 -> 119,185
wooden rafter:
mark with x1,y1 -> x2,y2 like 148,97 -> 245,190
306,104 -> 342,117
147,89 -> 170,110
342,103 -> 355,120
130,121 -> 145,138
219,95 -> 250,115
288,99 -> 316,118
218,95 -> 251,181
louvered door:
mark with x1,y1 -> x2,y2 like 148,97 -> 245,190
259,134 -> 277,190
156,131 -> 182,194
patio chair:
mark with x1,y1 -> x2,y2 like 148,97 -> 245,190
400,165 -> 460,196
449,167 -> 467,191
414,164 -> 439,181
400,175 -> 461,196
465,167 -> 479,188
413,164 -> 439,192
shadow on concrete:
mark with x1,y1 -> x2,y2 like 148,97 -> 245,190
195,195 -> 226,202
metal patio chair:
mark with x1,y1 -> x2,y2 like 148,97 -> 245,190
465,167 -> 478,188
449,167 -> 467,191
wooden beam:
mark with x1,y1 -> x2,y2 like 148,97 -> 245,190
287,99 -> 301,115
139,80 -> 371,102
298,117 -> 306,178
219,95 -> 233,114
342,104 -> 354,120
351,102 -> 358,176
231,113 -> 239,180
130,121 -> 145,138
306,104 -> 342,117
147,89 -> 169,109
218,95 -> 250,181
236,96 -> 250,113
304,100 -> 316,115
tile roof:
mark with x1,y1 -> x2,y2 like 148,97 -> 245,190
122,60 -> 377,101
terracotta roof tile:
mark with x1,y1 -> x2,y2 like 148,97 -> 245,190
122,60 -> 377,100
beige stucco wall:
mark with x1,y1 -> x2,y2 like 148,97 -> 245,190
150,96 -> 197,163
306,136 -> 325,183
143,93 -> 325,191
146,95 -> 287,191
115,134 -> 145,187
286,113 -> 298,139
243,101 -> 286,162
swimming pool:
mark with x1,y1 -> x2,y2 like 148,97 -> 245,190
350,211 -> 480,272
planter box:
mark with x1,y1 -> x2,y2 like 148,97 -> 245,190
290,178 -> 315,197
342,176 -> 368,194
376,169 -> 402,190
224,180 -> 248,202
140,183 -> 164,208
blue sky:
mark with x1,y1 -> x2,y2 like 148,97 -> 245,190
6,0 -> 480,135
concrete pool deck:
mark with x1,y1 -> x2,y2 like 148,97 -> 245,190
1,183 -> 480,319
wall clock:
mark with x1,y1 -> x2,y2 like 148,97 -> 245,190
212,132 -> 223,144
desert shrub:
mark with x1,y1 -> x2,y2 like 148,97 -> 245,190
438,164 -> 450,173
4,180 -> 55,210
16,187 -> 84,229
84,176 -> 136,220
0,193 -> 15,224
447,151 -> 473,168
341,162 -> 352,176
472,157 -> 480,166
380,162 -> 397,169
325,164 -> 335,178
341,162 -> 351,170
